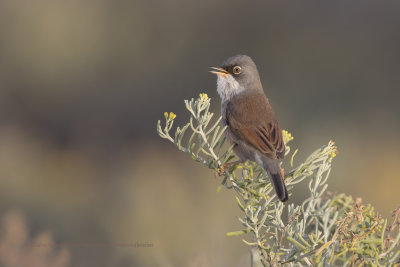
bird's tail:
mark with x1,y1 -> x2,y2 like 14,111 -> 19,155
261,157 -> 288,202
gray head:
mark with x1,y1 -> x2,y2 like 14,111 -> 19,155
210,55 -> 263,101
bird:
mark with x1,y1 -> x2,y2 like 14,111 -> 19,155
210,55 -> 288,202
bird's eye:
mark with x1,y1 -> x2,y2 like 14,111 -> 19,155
233,66 -> 241,74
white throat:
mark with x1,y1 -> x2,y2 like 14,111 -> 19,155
216,75 -> 245,102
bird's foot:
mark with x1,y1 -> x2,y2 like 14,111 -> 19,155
217,161 -> 244,176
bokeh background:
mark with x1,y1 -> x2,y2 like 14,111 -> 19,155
0,1 -> 399,266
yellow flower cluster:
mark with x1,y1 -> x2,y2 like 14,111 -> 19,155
199,93 -> 208,101
328,145 -> 338,162
282,130 -> 294,144
164,111 -> 176,121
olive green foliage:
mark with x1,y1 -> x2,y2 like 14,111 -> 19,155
157,94 -> 400,266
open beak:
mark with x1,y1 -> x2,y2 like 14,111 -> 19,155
209,67 -> 229,76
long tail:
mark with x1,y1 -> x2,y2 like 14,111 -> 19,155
261,156 -> 288,202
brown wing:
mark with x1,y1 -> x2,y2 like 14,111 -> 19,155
226,93 -> 285,159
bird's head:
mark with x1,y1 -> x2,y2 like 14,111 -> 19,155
210,55 -> 262,101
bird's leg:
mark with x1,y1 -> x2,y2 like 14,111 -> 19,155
218,160 -> 244,176
280,166 -> 285,180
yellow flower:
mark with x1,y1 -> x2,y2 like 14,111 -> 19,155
169,112 -> 176,120
328,150 -> 337,162
164,112 -> 176,121
199,93 -> 208,101
282,130 -> 294,144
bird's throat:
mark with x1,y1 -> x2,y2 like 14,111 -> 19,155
216,75 -> 245,102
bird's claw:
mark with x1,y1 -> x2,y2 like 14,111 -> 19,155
216,161 -> 244,176
217,165 -> 228,176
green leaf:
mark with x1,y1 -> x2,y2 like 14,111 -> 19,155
226,229 -> 249,237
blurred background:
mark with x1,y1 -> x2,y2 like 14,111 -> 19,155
0,0 -> 399,266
